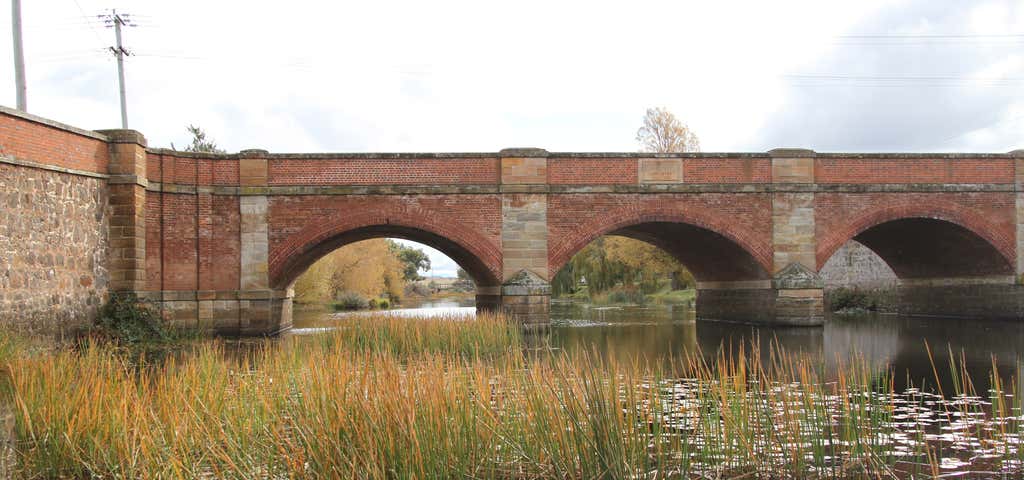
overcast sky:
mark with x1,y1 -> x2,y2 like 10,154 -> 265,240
3,0 -> 1022,276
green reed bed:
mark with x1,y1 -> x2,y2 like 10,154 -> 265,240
312,310 -> 521,357
0,315 -> 1021,478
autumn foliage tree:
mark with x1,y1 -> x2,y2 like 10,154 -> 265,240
292,239 -> 428,304
551,236 -> 695,297
636,107 -> 700,153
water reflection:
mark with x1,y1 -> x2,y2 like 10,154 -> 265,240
291,299 -> 1024,393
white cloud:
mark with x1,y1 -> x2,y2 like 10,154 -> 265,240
1,0 -> 939,154
392,239 -> 459,278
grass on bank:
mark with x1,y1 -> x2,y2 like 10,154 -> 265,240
560,285 -> 696,306
0,313 -> 1020,479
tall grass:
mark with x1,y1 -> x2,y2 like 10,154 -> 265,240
311,310 -> 521,357
0,314 -> 1021,478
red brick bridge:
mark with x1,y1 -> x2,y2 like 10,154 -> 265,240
2,106 -> 1023,334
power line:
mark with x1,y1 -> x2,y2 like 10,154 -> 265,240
939,114 -> 1024,145
67,0 -> 106,49
782,74 -> 1024,87
838,33 -> 1024,39
785,74 -> 1023,81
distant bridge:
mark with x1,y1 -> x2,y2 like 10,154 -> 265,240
2,105 -> 1023,334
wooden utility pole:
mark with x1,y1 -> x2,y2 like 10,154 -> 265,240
104,10 -> 133,128
12,0 -> 27,111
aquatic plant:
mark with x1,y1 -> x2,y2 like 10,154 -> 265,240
1,313 -> 1022,478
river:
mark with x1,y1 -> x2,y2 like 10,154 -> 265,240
292,297 -> 1024,394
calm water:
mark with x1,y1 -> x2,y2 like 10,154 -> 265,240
292,298 -> 1024,393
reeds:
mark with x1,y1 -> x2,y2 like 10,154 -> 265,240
0,314 -> 1021,478
308,310 -> 521,357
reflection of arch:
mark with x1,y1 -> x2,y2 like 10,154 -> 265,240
269,207 -> 502,290
817,203 -> 1014,275
548,206 -> 771,282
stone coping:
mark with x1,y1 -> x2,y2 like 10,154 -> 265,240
142,147 -> 1023,161
0,105 -> 109,141
0,153 -> 109,179
144,181 -> 1018,196
137,290 -> 293,301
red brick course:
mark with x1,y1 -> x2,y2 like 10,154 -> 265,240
0,114 -> 107,173
815,158 -> 1015,184
147,152 -> 239,185
268,158 -> 500,185
204,195 -> 240,290
145,192 -> 162,290
548,158 -> 638,184
815,192 -> 1016,269
685,158 -> 771,183
159,193 -> 198,290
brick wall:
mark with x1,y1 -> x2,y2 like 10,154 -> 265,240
160,193 -> 198,290
0,111 -> 108,174
147,151 -> 239,185
548,157 -> 637,184
815,157 -> 1015,184
685,157 -> 771,183
268,157 -> 499,185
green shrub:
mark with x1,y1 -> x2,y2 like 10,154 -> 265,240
605,288 -> 646,305
93,293 -> 169,344
828,287 -> 878,312
377,298 -> 390,309
332,291 -> 369,311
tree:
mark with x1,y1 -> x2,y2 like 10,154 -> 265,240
387,241 -> 431,281
293,239 -> 408,303
635,107 -> 700,153
172,124 -> 224,153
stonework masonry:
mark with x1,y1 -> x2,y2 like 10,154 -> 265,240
499,149 -> 551,324
0,162 -> 109,334
820,241 -> 897,288
2,105 -> 1024,334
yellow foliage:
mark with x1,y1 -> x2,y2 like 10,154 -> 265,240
635,107 -> 700,153
604,236 -> 694,291
293,239 -> 408,303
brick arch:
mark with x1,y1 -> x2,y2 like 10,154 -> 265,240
548,205 -> 772,281
269,205 -> 502,290
817,203 -> 1014,274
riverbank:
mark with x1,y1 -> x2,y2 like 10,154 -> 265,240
557,287 -> 696,306
295,291 -> 476,313
1,313 -> 1021,478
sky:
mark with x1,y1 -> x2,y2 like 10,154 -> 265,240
3,0 -> 1022,277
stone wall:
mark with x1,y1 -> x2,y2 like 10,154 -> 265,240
819,240 -> 897,288
896,283 -> 1024,319
0,163 -> 108,334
